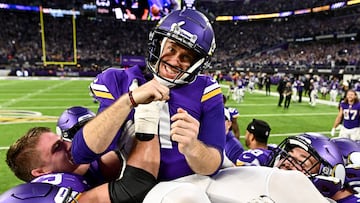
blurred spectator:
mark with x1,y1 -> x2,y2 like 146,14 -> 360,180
16,67 -> 29,77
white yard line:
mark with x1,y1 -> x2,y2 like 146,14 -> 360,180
0,76 -> 94,80
259,131 -> 331,137
0,105 -> 99,110
0,81 -> 73,108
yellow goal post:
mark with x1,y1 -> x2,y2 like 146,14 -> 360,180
39,6 -> 78,66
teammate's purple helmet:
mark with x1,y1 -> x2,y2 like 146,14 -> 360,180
0,182 -> 80,203
270,133 -> 346,197
56,106 -> 95,141
331,137 -> 360,192
331,137 -> 360,164
148,8 -> 216,86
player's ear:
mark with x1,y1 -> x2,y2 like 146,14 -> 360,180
31,167 -> 49,178
250,133 -> 255,141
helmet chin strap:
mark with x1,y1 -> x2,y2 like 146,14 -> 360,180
153,74 -> 176,88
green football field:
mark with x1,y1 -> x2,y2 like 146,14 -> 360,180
0,77 -> 339,194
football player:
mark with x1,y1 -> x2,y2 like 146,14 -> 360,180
236,119 -> 275,166
223,94 -> 241,139
6,107 -> 121,187
87,8 -> 221,178
329,77 -> 340,103
39,8 -> 215,202
269,132 -> 360,202
234,75 -> 246,103
223,108 -> 244,165
331,89 -> 360,140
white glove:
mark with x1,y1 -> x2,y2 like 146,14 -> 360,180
134,101 -> 164,140
330,128 -> 336,137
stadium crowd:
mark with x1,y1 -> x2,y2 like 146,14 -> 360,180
0,3 -> 359,75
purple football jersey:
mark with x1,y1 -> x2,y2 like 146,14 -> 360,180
227,107 -> 239,120
236,148 -> 273,166
83,160 -> 106,187
75,66 -> 225,181
340,102 -> 360,129
330,81 -> 339,90
337,194 -> 360,203
354,82 -> 360,92
225,131 -> 244,163
31,173 -> 91,192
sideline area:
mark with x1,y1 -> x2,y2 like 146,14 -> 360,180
253,89 -> 339,106
220,84 -> 339,107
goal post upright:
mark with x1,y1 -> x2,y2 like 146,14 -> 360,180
72,9 -> 78,65
39,6 -> 47,65
39,6 -> 78,66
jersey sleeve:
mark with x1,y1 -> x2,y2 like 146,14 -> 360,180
89,68 -> 130,113
228,107 -> 239,119
224,132 -> 244,163
71,128 -> 102,164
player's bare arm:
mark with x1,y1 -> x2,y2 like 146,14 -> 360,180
83,79 -> 169,153
333,107 -> 344,129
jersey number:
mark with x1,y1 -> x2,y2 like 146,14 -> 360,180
344,109 -> 358,120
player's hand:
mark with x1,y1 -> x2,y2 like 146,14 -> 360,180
170,108 -> 200,155
134,101 -> 165,141
330,128 -> 336,137
131,79 -> 169,105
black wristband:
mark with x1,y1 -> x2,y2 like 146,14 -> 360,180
135,133 -> 155,141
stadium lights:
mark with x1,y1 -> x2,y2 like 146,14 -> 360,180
0,3 -> 80,17
347,0 -> 360,5
330,2 -> 346,10
216,1 -> 351,21
312,5 -> 330,13
294,9 -> 311,15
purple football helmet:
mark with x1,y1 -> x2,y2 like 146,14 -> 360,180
56,106 -> 95,141
270,133 -> 346,197
0,182 -> 80,203
331,137 -> 360,192
147,8 -> 216,86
